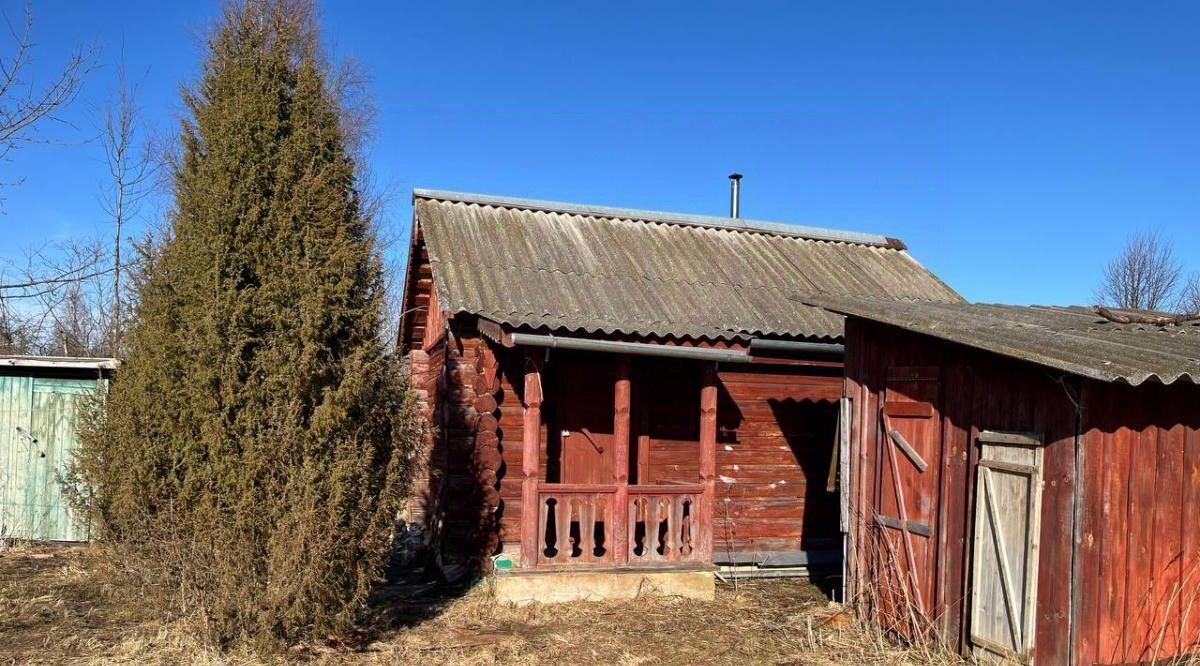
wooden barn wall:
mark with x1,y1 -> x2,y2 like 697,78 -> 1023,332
1073,380 -> 1200,666
715,363 -> 842,556
844,318 -> 1078,664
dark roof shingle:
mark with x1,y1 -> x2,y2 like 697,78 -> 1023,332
805,295 -> 1200,385
415,189 -> 961,341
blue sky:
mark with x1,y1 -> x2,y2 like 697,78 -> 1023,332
5,1 -> 1200,305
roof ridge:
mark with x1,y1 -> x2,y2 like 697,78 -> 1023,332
413,187 -> 906,249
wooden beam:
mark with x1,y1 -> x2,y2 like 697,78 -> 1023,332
476,317 -> 513,348
977,430 -> 1043,447
612,356 -> 631,565
698,363 -> 718,563
889,428 -> 928,473
883,401 -> 934,419
520,351 -> 543,568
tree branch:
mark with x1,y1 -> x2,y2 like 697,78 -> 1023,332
1091,305 -> 1200,326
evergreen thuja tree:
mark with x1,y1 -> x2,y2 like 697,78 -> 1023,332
69,0 -> 421,648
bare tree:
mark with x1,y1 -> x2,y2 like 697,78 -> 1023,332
0,237 -> 111,355
1178,274 -> 1200,315
0,3 -> 98,194
98,60 -> 156,353
1095,231 -> 1183,311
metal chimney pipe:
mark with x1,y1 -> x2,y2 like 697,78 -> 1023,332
728,173 -> 742,218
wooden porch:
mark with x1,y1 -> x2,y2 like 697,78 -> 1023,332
517,353 -> 718,570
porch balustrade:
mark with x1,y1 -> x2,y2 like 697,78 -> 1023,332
522,352 -> 716,569
536,483 -> 704,567
627,485 -> 703,564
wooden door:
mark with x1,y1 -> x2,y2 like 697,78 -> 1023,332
555,356 -> 614,485
968,431 -> 1043,663
0,375 -> 34,541
874,366 -> 942,633
0,377 -> 97,542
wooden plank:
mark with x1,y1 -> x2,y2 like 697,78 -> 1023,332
978,430 -> 1043,447
580,495 -> 595,563
1099,412 -> 1131,663
612,356 -> 631,565
520,352 -> 543,567
1024,446 -> 1044,659
875,514 -> 933,538
838,397 -> 851,533
1072,384 -> 1107,666
536,493 -> 548,561
826,405 -> 840,493
557,495 -> 571,561
883,401 -> 934,419
1151,393 -> 1184,659
1125,412 -> 1158,661
883,421 -> 926,615
888,428 -> 928,472
1033,384 -> 1074,666
698,363 -> 717,563
886,366 -> 939,382
980,468 -> 1022,653
936,360 -> 971,649
1180,391 -> 1200,652
538,483 -> 619,493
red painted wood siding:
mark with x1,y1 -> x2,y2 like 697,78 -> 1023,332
1074,381 -> 1200,665
633,359 -> 701,485
715,364 -> 841,555
844,319 -> 1077,664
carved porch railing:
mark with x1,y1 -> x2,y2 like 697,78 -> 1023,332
627,484 -> 703,565
537,484 -> 617,565
535,483 -> 705,567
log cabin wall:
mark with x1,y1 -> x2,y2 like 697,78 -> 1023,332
435,328 -> 845,568
843,318 -> 1078,664
1073,380 -> 1200,666
400,240 -> 444,526
403,340 -> 444,525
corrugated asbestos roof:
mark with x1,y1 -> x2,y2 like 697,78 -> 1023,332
414,189 -> 962,341
804,295 -> 1200,385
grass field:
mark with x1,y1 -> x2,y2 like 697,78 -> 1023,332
0,544 -> 961,665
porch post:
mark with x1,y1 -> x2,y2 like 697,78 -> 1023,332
520,351 -> 543,568
698,362 -> 718,563
612,356 -> 632,564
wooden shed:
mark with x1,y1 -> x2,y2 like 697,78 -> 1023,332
398,189 -> 958,598
811,296 -> 1200,665
0,356 -> 115,542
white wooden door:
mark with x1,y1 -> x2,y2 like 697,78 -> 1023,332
969,431 -> 1044,663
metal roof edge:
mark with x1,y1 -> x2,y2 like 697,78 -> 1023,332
413,188 -> 900,248
0,356 -> 119,371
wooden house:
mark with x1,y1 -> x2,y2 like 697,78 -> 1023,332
397,189 -> 958,600
0,356 -> 116,542
810,296 -> 1200,665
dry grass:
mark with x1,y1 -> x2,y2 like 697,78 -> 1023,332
1,544 -> 965,665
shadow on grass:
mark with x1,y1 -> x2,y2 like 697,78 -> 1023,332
363,526 -> 482,634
